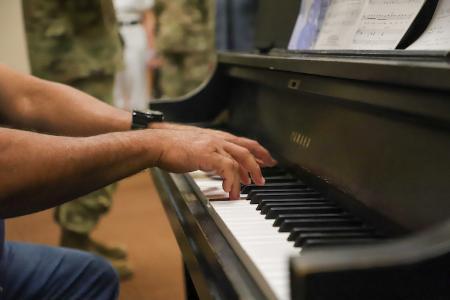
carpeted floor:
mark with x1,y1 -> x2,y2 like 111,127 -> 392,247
5,171 -> 185,300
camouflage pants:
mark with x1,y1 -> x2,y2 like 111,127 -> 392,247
54,74 -> 117,234
159,52 -> 214,98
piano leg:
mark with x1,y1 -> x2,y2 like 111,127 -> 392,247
184,264 -> 200,300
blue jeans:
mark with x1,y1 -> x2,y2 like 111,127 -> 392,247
0,242 -> 119,300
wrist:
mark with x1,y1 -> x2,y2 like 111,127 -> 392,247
116,130 -> 165,168
147,122 -> 166,129
147,122 -> 192,131
143,129 -> 168,168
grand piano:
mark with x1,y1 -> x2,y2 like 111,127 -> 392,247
150,1 -> 450,299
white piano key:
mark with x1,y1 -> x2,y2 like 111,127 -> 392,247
191,173 -> 299,300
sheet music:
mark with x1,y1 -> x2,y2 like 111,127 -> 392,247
408,0 -> 450,50
314,0 -> 367,49
351,0 -> 426,50
288,0 -> 330,50
313,0 -> 426,50
288,0 -> 314,50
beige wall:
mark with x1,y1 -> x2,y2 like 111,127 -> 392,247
0,0 -> 30,73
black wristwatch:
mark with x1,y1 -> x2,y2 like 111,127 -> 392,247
131,110 -> 164,130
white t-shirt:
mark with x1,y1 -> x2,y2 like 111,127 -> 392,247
113,0 -> 154,23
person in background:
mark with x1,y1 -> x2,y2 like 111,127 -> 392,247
22,0 -> 132,279
153,0 -> 215,98
114,0 -> 155,111
215,0 -> 258,51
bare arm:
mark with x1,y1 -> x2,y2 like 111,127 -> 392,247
0,64 -> 131,136
143,9 -> 156,52
0,127 -> 158,218
0,126 -> 266,218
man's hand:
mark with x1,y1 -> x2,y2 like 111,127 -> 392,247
149,123 -> 277,168
194,128 -> 278,167
152,129 -> 273,199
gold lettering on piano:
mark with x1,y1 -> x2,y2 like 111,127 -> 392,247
290,131 -> 311,149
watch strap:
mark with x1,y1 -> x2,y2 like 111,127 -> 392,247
131,110 -> 164,130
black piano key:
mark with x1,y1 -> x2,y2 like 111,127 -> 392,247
241,183 -> 306,194
250,192 -> 322,204
208,174 -> 295,183
266,206 -> 351,220
294,232 -> 377,247
261,167 -> 288,177
302,238 -> 380,249
278,218 -> 362,232
273,212 -> 355,226
260,201 -> 330,214
273,212 -> 349,223
287,226 -> 374,241
256,198 -> 328,210
247,190 -> 316,202
266,207 -> 342,219
262,176 -> 298,184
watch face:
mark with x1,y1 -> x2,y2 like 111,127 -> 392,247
149,110 -> 164,121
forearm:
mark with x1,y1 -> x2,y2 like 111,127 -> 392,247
0,64 -> 131,136
0,65 -> 225,137
0,127 -> 161,218
143,9 -> 155,49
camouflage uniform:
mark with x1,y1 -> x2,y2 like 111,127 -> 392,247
22,0 -> 122,249
154,0 -> 215,98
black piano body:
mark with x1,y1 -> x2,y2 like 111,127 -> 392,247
150,0 -> 450,295
150,48 -> 450,299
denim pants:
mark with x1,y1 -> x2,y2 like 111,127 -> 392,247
0,242 -> 119,300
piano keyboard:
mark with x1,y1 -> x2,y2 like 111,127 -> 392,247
191,167 -> 383,300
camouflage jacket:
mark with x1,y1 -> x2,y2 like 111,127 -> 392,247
23,0 -> 123,82
154,0 -> 214,53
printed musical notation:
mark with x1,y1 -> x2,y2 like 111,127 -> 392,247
352,0 -> 426,49
311,0 -> 426,50
314,0 -> 366,49
408,1 -> 450,50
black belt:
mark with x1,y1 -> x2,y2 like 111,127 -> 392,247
119,20 -> 141,26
